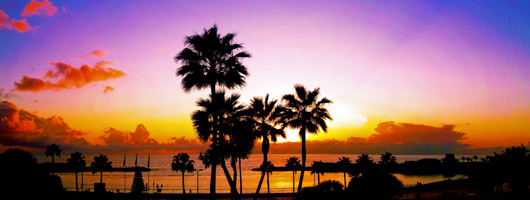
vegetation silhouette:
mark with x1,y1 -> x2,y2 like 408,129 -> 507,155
379,152 -> 397,165
337,156 -> 352,189
90,154 -> 112,192
310,161 -> 325,184
175,24 -> 251,195
192,91 -> 247,196
246,94 -> 286,195
258,161 -> 275,194
0,149 -> 63,197
285,156 -> 301,193
131,170 -> 144,194
280,84 -> 333,193
66,151 -> 86,192
171,152 -> 195,194
347,172 -> 403,199
45,143 -> 62,176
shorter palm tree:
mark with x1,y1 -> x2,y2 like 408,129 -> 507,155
172,152 -> 195,194
259,161 -> 275,194
337,157 -> 352,188
379,152 -> 397,165
45,144 -> 62,175
356,154 -> 374,166
311,161 -> 325,184
67,152 -> 86,192
285,157 -> 301,193
91,154 -> 112,183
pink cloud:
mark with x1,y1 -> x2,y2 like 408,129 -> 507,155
21,0 -> 58,17
0,10 -> 34,33
14,61 -> 125,92
75,50 -> 109,60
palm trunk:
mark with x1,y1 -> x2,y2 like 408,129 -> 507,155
220,159 -> 238,196
255,139 -> 269,194
239,157 -> 242,194
297,128 -> 306,193
231,157 -> 238,195
100,171 -> 103,183
182,172 -> 186,194
52,155 -> 55,176
317,173 -> 320,184
210,84 -> 217,195
75,170 -> 79,192
343,171 -> 347,189
267,172 -> 270,194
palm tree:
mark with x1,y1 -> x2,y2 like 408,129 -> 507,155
246,94 -> 286,194
281,84 -> 333,193
356,154 -> 374,166
171,152 -> 196,194
91,154 -> 113,184
192,91 -> 246,195
379,152 -> 397,165
45,144 -> 62,175
286,157 -> 301,193
258,161 -> 275,193
337,157 -> 352,188
176,24 -> 251,195
311,161 -> 325,184
67,152 -> 86,192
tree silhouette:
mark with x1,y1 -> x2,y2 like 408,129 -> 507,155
45,144 -> 62,175
66,151 -> 86,192
131,170 -> 145,194
356,154 -> 374,167
176,24 -> 251,195
246,94 -> 286,195
171,152 -> 195,194
90,154 -> 112,183
337,157 -> 352,188
379,152 -> 397,165
311,161 -> 325,185
281,84 -> 332,193
286,157 -> 301,193
258,161 -> 275,193
192,91 -> 246,195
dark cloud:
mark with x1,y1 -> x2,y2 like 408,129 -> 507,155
0,88 -> 17,100
0,101 -> 89,150
14,61 -> 125,92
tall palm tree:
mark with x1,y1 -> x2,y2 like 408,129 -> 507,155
176,24 -> 251,195
379,152 -> 397,165
45,143 -> 62,175
91,154 -> 113,183
246,94 -> 286,194
285,157 -> 301,193
337,157 -> 352,189
171,152 -> 196,194
67,152 -> 86,192
192,91 -> 245,195
281,84 -> 333,193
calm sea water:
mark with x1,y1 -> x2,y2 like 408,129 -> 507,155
36,154 -> 469,193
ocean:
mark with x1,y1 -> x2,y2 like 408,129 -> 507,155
35,154 -> 469,194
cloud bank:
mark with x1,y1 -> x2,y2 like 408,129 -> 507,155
14,61 -> 125,92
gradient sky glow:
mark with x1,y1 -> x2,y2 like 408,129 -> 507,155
1,0 -> 530,153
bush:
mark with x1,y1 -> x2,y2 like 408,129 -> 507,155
347,172 -> 403,199
131,170 -> 145,194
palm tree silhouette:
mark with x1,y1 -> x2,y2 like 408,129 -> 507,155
337,157 -> 352,189
45,144 -> 62,175
246,94 -> 286,195
379,152 -> 397,165
285,157 -> 301,193
280,84 -> 333,193
91,154 -> 112,184
193,91 -> 246,195
67,152 -> 86,192
176,24 -> 251,195
356,154 -> 374,166
311,161 -> 325,184
258,161 -> 275,193
171,152 -> 195,194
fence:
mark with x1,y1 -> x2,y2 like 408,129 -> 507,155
64,186 -> 295,194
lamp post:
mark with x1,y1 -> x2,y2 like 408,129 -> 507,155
196,169 -> 203,194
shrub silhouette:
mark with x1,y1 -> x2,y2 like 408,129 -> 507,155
131,170 -> 145,194
347,172 -> 403,199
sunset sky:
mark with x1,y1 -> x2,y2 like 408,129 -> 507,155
1,0 -> 530,154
